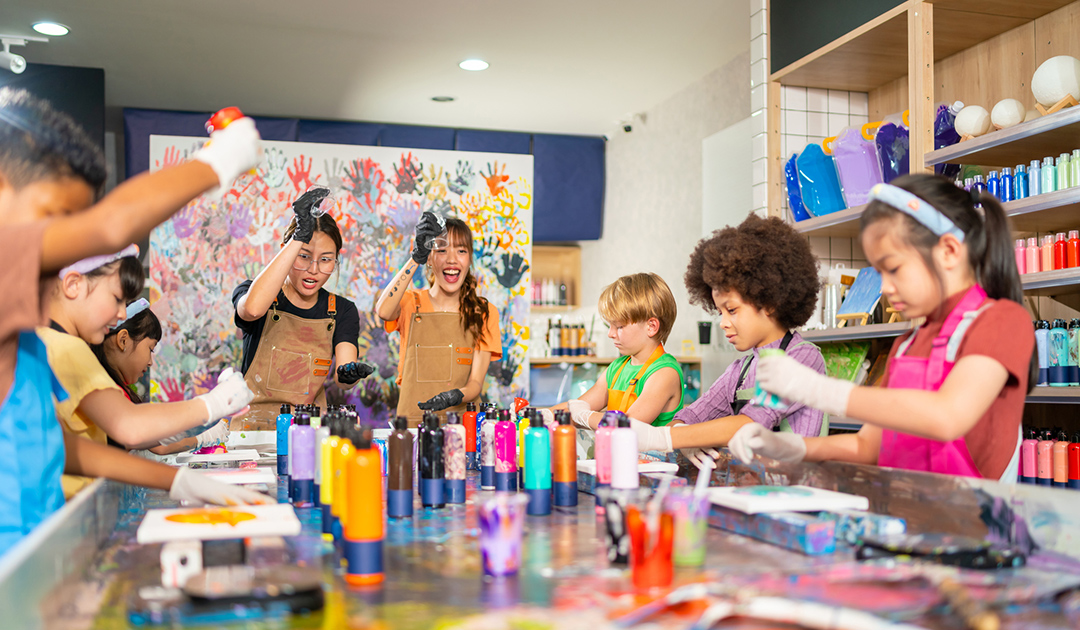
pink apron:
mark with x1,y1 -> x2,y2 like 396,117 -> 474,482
878,285 -> 989,478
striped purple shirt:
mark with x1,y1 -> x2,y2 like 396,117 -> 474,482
673,331 -> 826,437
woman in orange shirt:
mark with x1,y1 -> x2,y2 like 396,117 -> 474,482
376,213 -> 501,425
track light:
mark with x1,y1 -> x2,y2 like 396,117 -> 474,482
0,36 -> 49,75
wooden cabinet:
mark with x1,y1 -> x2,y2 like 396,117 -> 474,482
531,245 -> 582,312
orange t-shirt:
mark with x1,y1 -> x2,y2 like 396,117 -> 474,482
383,289 -> 502,385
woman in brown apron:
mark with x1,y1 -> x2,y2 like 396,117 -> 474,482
232,188 -> 374,430
376,213 -> 502,426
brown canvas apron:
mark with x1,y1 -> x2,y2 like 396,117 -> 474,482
231,295 -> 336,430
397,300 -> 476,427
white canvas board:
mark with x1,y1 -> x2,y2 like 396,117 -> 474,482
137,504 -> 300,543
200,467 -> 277,485
708,485 -> 869,514
176,449 -> 260,464
576,460 -> 679,476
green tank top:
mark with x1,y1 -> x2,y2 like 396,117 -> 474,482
604,352 -> 685,427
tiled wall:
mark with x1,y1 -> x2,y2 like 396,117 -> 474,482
809,235 -> 866,274
748,0 -> 768,216
781,87 -> 869,161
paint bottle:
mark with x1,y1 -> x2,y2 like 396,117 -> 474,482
387,416 -> 414,518
971,174 -> 986,195
1015,164 -> 1028,200
276,403 -> 292,476
1054,430 -> 1071,489
1020,428 -> 1038,484
464,402 -> 478,471
1058,152 -> 1071,189
494,409 -> 518,492
999,167 -> 1014,202
610,414 -> 639,491
1014,239 -> 1026,274
310,405 -> 322,430
552,410 -> 578,507
419,412 -> 445,508
986,170 -> 1000,199
963,177 -> 974,191
1055,233 -> 1068,270
1029,159 -> 1042,195
1073,149 -> 1080,189
1026,237 -> 1040,273
1069,432 -> 1080,490
1042,157 -> 1057,193
317,414 -> 341,537
1037,430 -> 1055,486
517,408 -> 530,489
524,414 -> 552,516
1035,320 -> 1049,386
1068,231 -> 1080,269
331,419 -> 355,544
480,407 -> 496,490
444,412 -> 467,504
1042,235 -> 1054,272
344,427 -> 384,586
1070,319 -> 1080,387
288,413 -> 315,507
1050,319 -> 1069,387
595,413 -> 616,488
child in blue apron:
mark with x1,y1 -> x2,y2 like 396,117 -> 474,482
0,88 -> 270,557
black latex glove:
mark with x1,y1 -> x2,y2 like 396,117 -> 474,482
291,187 -> 330,244
417,389 -> 464,411
411,211 -> 443,265
337,361 -> 376,385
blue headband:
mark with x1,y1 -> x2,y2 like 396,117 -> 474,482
869,183 -> 965,242
112,298 -> 151,330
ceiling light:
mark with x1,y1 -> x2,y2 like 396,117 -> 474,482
32,22 -> 69,36
459,59 -> 489,72
431,96 -> 455,102
0,41 -> 27,74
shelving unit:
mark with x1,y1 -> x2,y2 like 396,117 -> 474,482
800,322 -> 914,342
1022,268 -> 1080,296
1028,388 -> 1080,404
793,204 -> 866,238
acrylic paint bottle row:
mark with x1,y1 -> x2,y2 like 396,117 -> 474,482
1018,427 -> 1080,490
1015,231 -> 1080,274
1033,319 -> 1080,387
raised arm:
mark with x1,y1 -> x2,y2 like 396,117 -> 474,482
236,239 -> 303,321
377,211 -> 444,322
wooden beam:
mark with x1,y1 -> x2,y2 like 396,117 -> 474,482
908,1 -> 935,173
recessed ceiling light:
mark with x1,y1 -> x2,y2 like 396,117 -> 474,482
32,22 -> 69,36
459,59 -> 488,71
431,96 -> 455,102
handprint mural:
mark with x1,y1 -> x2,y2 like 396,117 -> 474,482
148,136 -> 533,424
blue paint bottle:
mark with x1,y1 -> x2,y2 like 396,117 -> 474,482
276,403 -> 293,476
1069,319 -> 1080,387
987,170 -> 1000,199
1035,320 -> 1050,386
1050,319 -> 1069,387
999,167 -> 1014,202
1014,164 -> 1028,200
1029,160 -> 1042,196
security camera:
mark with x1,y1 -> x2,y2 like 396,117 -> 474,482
622,123 -> 632,133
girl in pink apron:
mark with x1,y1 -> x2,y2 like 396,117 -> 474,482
732,175 -> 1035,481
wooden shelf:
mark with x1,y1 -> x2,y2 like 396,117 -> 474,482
1004,187 -> 1080,234
1021,267 -> 1080,296
793,204 -> 866,238
925,106 -> 1080,168
532,305 -> 579,314
1027,387 -> 1080,404
799,322 -> 914,342
529,356 -> 703,366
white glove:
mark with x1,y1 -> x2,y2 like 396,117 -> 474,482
169,467 -> 274,506
192,117 -> 262,191
728,422 -> 807,465
628,417 -> 673,452
757,353 -> 854,419
567,399 -> 594,429
681,446 -> 721,467
537,408 -> 558,431
195,368 -> 254,425
195,420 -> 230,449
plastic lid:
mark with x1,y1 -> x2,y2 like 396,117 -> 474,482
1027,237 -> 1038,247
530,415 -> 544,428
394,416 -> 409,431
1044,235 -> 1054,245
466,402 -> 477,411
1071,319 -> 1080,327
1045,156 -> 1055,165
280,403 -> 291,414
973,174 -> 983,182
295,413 -> 311,426
1016,164 -> 1026,171
1002,167 -> 1012,174
351,426 -> 372,449
498,409 -> 512,422
1070,230 -> 1079,240
989,170 -> 999,177
617,416 -> 630,428
1053,319 -> 1068,328
1057,232 -> 1067,240
423,411 -> 439,427
1031,159 -> 1040,168
313,406 -> 321,417
1061,153 -> 1071,159
447,412 -> 461,425
1036,320 -> 1050,329
1016,239 -> 1025,247
602,410 -> 626,427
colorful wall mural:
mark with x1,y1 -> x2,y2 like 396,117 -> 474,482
147,136 -> 533,424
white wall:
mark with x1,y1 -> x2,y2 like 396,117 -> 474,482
578,50 -> 751,386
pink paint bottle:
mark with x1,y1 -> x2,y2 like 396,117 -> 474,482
1026,237 -> 1040,273
1037,430 -> 1055,486
1014,239 -> 1026,274
595,412 -> 616,488
494,409 -> 518,492
1020,427 -> 1038,484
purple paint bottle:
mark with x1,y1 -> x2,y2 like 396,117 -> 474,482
289,412 -> 316,507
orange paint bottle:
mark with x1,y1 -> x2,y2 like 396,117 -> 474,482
344,427 -> 384,586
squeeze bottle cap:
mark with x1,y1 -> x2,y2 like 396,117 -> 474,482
556,410 -> 571,425
423,411 -> 439,427
1015,239 -> 1025,248
617,416 -> 631,428
280,403 -> 291,414
1070,230 -> 1079,240
530,415 -> 545,428
1057,232 -> 1067,241
1002,167 -> 1012,175
1035,320 -> 1049,330
447,412 -> 462,425
295,413 -> 311,426
393,416 -> 409,431
466,402 -> 477,412
350,426 -> 372,449
1027,237 -> 1037,247
1053,319 -> 1068,329
1070,318 -> 1080,328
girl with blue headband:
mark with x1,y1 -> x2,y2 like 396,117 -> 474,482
732,174 -> 1035,481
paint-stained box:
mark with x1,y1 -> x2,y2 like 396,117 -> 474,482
820,509 -> 906,545
576,467 -> 686,495
707,504 -> 837,555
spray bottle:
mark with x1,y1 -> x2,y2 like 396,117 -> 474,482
524,414 -> 552,515
444,412 -> 467,504
276,403 -> 293,476
419,412 -> 445,509
344,427 -> 384,586
289,413 -> 315,507
494,409 -> 518,492
553,410 -> 578,507
387,416 -> 414,518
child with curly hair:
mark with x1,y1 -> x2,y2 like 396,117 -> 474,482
623,215 -> 826,461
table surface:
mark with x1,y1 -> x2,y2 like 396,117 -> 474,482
33,470 -> 1080,629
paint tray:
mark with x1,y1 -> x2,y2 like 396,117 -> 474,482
708,485 -> 868,514
199,467 -> 276,485
136,504 -> 301,544
176,449 -> 260,464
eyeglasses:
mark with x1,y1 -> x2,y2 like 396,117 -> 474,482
293,252 -> 337,274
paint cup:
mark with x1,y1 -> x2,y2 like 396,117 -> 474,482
697,321 -> 712,345
595,486 -> 650,565
478,493 -> 530,577
664,489 -> 710,567
627,503 -> 674,590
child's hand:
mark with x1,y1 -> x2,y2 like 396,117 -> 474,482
728,423 -> 806,465
195,420 -> 230,449
193,117 -> 263,189
567,399 -> 594,429
169,468 -> 274,506
196,368 -> 255,424
757,353 -> 854,419
627,416 -> 673,452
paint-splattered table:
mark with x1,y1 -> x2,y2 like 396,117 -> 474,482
4,459 -> 1080,629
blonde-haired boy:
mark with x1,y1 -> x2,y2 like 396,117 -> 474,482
542,273 -> 684,439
